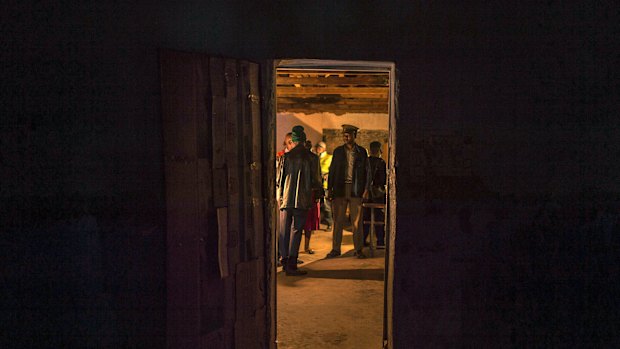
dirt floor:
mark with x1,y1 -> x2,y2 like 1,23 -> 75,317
277,225 -> 386,349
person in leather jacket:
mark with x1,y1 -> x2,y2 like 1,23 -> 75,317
277,125 -> 323,275
326,124 -> 371,259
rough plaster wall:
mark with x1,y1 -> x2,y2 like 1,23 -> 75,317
322,128 -> 389,161
276,111 -> 389,153
2,1 -> 619,348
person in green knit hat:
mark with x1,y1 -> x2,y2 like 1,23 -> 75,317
276,125 -> 323,275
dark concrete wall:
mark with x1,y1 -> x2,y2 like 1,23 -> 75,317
2,1 -> 618,347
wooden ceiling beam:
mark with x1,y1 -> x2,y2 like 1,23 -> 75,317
277,86 -> 387,95
277,103 -> 388,115
277,70 -> 388,76
278,93 -> 387,99
277,97 -> 388,106
277,87 -> 388,99
276,75 -> 388,86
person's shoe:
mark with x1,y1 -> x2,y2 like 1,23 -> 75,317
280,257 -> 288,272
285,257 -> 307,276
324,225 -> 332,231
297,259 -> 304,264
305,249 -> 315,255
325,250 -> 341,259
354,250 -> 367,259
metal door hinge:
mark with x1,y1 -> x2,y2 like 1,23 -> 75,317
248,94 -> 260,103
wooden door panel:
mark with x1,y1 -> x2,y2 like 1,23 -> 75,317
246,62 -> 265,260
223,59 -> 242,267
211,96 -> 228,171
235,259 -> 264,349
239,61 -> 254,261
162,49 -> 268,349
164,161 -> 199,242
167,230 -> 200,333
161,100 -> 197,158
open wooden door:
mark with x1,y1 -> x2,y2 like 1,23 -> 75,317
160,49 -> 271,349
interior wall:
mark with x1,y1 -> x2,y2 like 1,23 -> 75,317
3,1 -> 619,348
276,111 -> 389,151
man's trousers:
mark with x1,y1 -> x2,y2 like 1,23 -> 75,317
279,208 -> 308,259
331,183 -> 364,253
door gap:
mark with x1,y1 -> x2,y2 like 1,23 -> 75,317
268,59 -> 397,349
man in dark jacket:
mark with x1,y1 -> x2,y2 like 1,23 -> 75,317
326,124 -> 371,259
277,125 -> 323,275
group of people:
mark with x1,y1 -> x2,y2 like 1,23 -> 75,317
276,124 -> 387,276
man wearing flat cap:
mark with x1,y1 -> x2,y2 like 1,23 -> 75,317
277,125 -> 323,275
326,124 -> 371,259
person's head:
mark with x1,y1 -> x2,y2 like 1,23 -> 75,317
304,139 -> 313,151
315,141 -> 326,154
369,141 -> 382,157
291,125 -> 306,147
283,132 -> 294,152
341,124 -> 359,146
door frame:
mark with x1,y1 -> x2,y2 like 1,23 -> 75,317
266,59 -> 397,349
